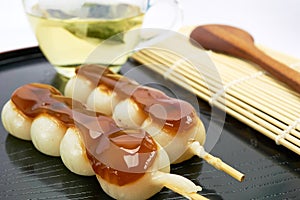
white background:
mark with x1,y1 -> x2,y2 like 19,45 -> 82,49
1,0 -> 299,58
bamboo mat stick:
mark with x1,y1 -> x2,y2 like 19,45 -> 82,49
131,50 -> 300,155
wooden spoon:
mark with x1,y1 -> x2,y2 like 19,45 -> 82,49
190,24 -> 300,94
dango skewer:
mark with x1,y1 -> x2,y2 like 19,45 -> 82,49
65,64 -> 245,181
1,83 -> 207,200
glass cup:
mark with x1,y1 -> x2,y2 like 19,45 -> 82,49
22,0 -> 182,78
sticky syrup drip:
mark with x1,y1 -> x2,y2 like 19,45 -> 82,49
76,64 -> 197,134
10,83 -> 157,185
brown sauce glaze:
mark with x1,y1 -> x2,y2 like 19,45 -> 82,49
132,87 -> 197,134
76,64 -> 198,135
10,83 -> 158,186
11,83 -> 78,126
86,129 -> 157,186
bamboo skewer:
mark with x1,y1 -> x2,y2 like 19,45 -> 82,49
163,184 -> 209,200
131,48 -> 300,155
189,141 -> 245,182
154,171 -> 208,200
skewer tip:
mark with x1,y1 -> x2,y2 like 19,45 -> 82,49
189,141 -> 245,182
153,171 -> 208,200
203,153 -> 245,182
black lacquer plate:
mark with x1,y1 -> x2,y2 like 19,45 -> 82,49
0,47 -> 300,200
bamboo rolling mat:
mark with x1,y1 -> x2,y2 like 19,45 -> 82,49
131,26 -> 300,155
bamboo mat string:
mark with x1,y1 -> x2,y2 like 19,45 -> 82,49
290,62 -> 300,70
209,71 -> 265,106
162,57 -> 187,79
276,117 -> 300,145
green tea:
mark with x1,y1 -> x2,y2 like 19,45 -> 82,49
27,3 -> 145,77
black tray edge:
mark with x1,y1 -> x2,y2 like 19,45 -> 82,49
0,46 -> 43,66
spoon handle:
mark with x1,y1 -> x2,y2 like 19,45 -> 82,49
246,45 -> 300,94
191,25 -> 300,94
